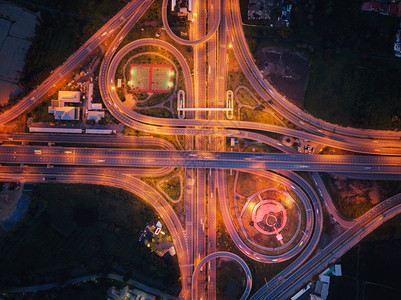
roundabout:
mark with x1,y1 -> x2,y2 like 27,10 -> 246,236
252,200 -> 287,235
230,170 -> 311,257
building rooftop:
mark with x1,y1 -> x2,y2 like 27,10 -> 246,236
58,90 -> 81,103
91,103 -> 103,110
87,110 -> 105,122
50,107 -> 80,120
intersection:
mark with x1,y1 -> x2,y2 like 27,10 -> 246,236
1,0 -> 401,299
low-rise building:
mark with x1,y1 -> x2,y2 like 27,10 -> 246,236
87,110 -> 105,123
58,90 -> 81,104
48,90 -> 82,120
48,106 -> 80,121
91,103 -> 103,110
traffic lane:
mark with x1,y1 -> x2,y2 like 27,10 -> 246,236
3,146 -> 401,167
0,0 -> 145,125
0,134 -> 176,149
4,152 -> 401,173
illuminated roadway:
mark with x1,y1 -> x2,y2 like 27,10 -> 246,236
227,0 -> 401,141
191,251 -> 252,300
0,0 -> 150,126
2,0 -> 401,299
103,41 -> 401,156
252,192 -> 401,299
217,168 -> 321,263
2,146 -> 401,173
161,0 -> 221,45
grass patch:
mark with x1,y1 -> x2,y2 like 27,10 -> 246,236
134,108 -> 173,118
160,176 -> 181,201
304,56 -> 401,129
330,219 -> 401,299
0,183 -> 181,295
237,88 -> 258,107
320,173 -> 375,219
240,107 -> 283,126
216,260 -> 246,299
136,93 -> 171,108
320,173 -> 401,219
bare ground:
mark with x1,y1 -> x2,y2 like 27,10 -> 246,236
256,46 -> 309,107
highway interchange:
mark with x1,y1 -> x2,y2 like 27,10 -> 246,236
1,0 -> 401,299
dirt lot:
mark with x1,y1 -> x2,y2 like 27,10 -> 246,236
256,47 -> 309,107
0,2 -> 39,105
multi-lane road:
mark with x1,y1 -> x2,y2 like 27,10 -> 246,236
2,146 -> 401,174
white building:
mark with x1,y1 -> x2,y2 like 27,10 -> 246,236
48,107 -> 80,120
87,110 -> 105,123
91,103 -> 102,110
58,90 -> 81,103
87,83 -> 93,109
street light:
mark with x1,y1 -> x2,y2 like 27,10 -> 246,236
228,43 -> 233,48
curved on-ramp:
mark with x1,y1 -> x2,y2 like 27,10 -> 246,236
161,0 -> 221,45
103,39 -> 401,156
227,0 -> 401,142
0,172 -> 192,299
191,251 -> 252,300
217,169 -> 316,263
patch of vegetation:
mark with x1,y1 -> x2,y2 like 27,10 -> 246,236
160,176 -> 181,201
31,96 -> 55,122
304,56 -> 401,129
5,278 -> 120,300
18,0 -> 127,96
236,172 -> 276,197
0,183 -> 181,295
240,107 -> 283,126
320,173 -> 374,219
320,173 -> 401,219
216,260 -> 246,299
119,0 -> 163,48
236,88 -> 258,107
243,0 -> 401,130
330,216 -> 401,299
136,93 -> 171,108
135,108 -> 173,118
134,92 -> 149,101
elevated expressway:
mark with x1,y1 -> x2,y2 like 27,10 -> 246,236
3,146 -> 401,174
